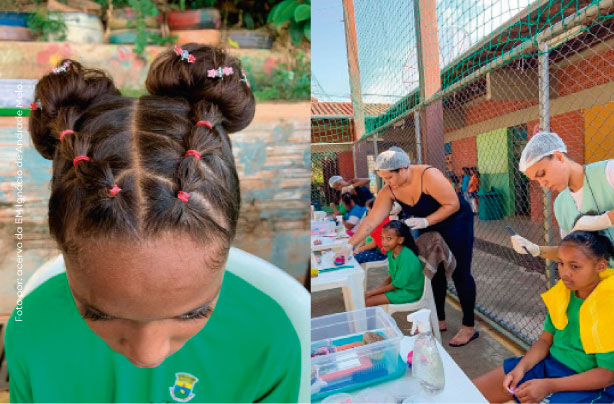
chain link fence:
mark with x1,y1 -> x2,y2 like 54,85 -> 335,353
312,0 -> 614,346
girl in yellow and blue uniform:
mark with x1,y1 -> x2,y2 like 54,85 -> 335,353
474,230 -> 614,403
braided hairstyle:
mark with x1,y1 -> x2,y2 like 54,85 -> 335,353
29,44 -> 255,265
561,231 -> 614,264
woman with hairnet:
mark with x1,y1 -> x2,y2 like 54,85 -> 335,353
328,175 -> 374,215
511,131 -> 614,265
343,146 -> 479,347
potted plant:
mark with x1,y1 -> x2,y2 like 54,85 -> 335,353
0,9 -> 34,41
219,0 -> 276,49
106,0 -> 163,49
45,0 -> 105,43
166,0 -> 221,45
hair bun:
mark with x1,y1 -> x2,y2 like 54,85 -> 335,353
29,59 -> 120,160
145,43 -> 255,133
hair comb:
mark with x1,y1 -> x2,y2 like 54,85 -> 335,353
52,60 -> 72,74
207,67 -> 233,79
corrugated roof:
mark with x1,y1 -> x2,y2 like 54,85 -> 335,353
311,101 -> 391,117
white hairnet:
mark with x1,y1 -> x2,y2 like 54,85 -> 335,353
328,175 -> 343,188
375,147 -> 411,170
519,131 -> 567,173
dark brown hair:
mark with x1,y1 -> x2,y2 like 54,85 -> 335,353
29,43 -> 255,266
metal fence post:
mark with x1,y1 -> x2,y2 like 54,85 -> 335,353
538,40 -> 556,288
352,142 -> 357,179
373,133 -> 382,191
414,109 -> 422,164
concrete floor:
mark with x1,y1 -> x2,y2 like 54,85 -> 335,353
312,262 -> 524,381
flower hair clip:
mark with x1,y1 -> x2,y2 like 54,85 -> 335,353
174,46 -> 196,63
207,66 -> 233,79
240,68 -> 250,88
30,99 -> 42,111
52,60 -> 72,74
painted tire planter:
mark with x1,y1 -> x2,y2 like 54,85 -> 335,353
0,26 -> 32,41
223,30 -> 274,49
0,12 -> 29,27
109,29 -> 162,44
170,29 -> 220,46
108,8 -> 160,29
167,8 -> 220,30
48,12 -> 104,43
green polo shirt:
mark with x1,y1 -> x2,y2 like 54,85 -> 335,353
384,246 -> 425,304
5,270 -> 300,403
544,292 -> 614,374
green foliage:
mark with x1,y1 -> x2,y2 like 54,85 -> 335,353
267,0 -> 310,46
248,50 -> 310,101
26,9 -> 67,41
174,0 -> 216,11
125,0 -> 159,56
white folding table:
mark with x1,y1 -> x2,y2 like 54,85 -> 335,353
311,245 -> 366,311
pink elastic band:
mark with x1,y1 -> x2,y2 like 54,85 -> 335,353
60,129 -> 74,141
73,155 -> 90,168
177,190 -> 190,203
196,120 -> 213,130
184,150 -> 202,160
109,184 -> 122,196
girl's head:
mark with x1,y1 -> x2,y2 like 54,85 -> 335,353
558,231 -> 614,292
381,220 -> 419,256
519,131 -> 571,191
375,147 -> 411,188
29,44 -> 255,367
341,192 -> 359,210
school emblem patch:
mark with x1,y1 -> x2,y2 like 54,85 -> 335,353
169,372 -> 199,402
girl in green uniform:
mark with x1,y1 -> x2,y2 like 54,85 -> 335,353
364,220 -> 425,307
4,44 -> 300,403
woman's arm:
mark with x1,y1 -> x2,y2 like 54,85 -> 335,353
537,246 -> 559,261
351,178 -> 370,187
329,202 -> 340,216
422,168 -> 460,226
355,239 -> 377,253
348,189 -> 393,248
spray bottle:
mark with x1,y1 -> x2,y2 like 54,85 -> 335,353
408,309 -> 445,394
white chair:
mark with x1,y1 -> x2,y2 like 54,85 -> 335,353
21,248 -> 311,403
226,247 -> 310,403
361,258 -> 388,290
381,277 -> 441,342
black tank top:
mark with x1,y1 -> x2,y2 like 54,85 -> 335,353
389,167 -> 472,231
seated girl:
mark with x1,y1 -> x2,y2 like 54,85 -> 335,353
354,198 -> 389,264
473,230 -> 614,403
341,192 -> 367,235
364,220 -> 425,307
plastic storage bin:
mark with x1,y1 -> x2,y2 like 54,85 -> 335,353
311,307 -> 406,401
477,188 -> 503,220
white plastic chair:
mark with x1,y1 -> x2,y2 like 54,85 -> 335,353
381,277 -> 441,342
361,258 -> 388,290
21,247 -> 310,403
